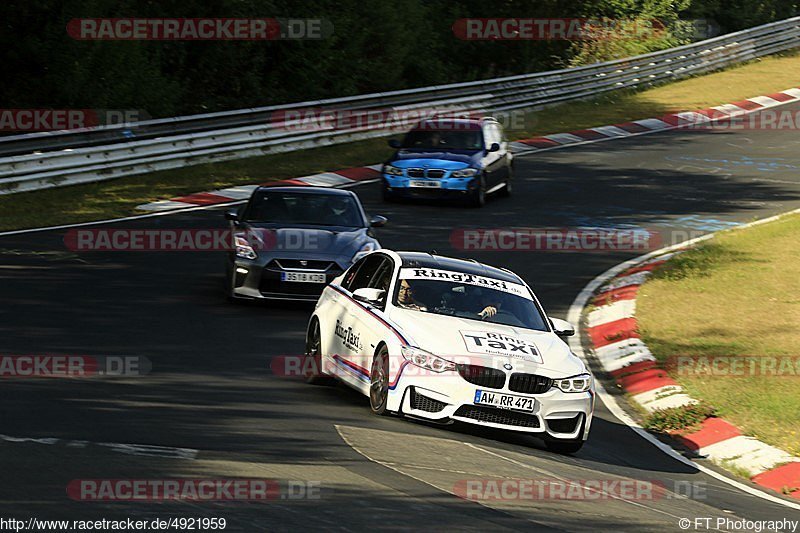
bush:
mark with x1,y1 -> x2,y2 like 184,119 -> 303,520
644,402 -> 716,432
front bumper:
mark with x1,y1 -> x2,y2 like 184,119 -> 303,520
227,256 -> 345,302
383,175 -> 478,199
390,368 -> 593,440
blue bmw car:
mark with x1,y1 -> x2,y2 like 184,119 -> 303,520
381,117 -> 513,207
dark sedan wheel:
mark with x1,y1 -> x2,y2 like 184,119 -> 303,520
469,176 -> 486,208
499,166 -> 513,197
369,347 -> 390,415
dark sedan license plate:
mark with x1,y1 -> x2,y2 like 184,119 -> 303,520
281,272 -> 326,283
474,390 -> 535,412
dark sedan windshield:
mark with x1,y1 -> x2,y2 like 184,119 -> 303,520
401,130 -> 483,151
244,192 -> 364,227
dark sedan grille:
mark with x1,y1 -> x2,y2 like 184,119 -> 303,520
259,264 -> 342,297
508,373 -> 554,395
409,388 -> 447,413
272,259 -> 335,271
259,278 -> 328,296
454,405 -> 540,428
457,364 -> 505,389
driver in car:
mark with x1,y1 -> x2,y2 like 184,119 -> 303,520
476,293 -> 498,319
397,279 -> 427,311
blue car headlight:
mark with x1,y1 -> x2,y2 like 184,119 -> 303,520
452,168 -> 478,178
383,164 -> 404,176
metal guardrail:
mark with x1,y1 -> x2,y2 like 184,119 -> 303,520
1,17 -> 799,194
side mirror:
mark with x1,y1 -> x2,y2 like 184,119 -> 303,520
369,215 -> 388,227
224,209 -> 239,223
353,288 -> 386,306
550,317 -> 575,338
388,139 -> 401,149
487,142 -> 501,153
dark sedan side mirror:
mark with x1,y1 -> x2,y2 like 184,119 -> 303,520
370,215 -> 388,227
224,209 -> 239,223
487,142 -> 501,153
388,139 -> 401,149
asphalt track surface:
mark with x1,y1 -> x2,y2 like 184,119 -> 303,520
2,102 -> 800,532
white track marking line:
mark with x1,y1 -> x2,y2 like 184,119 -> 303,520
0,199 -> 246,237
567,208 -> 800,512
0,433 -> 198,460
334,425 -> 544,527
462,442 -> 724,524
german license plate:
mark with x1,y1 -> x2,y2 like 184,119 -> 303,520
281,272 -> 326,283
409,180 -> 441,188
474,390 -> 535,412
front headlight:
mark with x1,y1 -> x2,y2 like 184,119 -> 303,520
554,373 -> 593,393
452,168 -> 478,178
401,346 -> 456,373
351,242 -> 378,263
383,164 -> 404,176
234,233 -> 257,260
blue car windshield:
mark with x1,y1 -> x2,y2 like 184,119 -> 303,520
402,130 -> 483,151
245,192 -> 363,227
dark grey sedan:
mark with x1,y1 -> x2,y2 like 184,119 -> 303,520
224,186 -> 386,302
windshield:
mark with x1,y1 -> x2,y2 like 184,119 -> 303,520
392,268 -> 548,331
244,192 -> 364,227
401,129 -> 483,151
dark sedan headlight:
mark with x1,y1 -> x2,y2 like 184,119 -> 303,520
452,168 -> 478,178
351,242 -> 378,263
383,164 -> 404,176
234,233 -> 257,260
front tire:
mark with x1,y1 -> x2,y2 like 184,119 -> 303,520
369,347 -> 390,415
498,166 -> 513,198
304,319 -> 334,385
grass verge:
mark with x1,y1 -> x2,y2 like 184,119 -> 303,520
637,212 -> 800,455
1,51 -> 799,231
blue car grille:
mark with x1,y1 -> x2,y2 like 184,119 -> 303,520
406,168 -> 446,179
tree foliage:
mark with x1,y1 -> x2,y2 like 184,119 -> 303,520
0,0 -> 795,117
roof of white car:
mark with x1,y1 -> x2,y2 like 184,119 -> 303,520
395,251 -> 522,285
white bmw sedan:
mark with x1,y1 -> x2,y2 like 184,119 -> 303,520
304,250 -> 594,453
